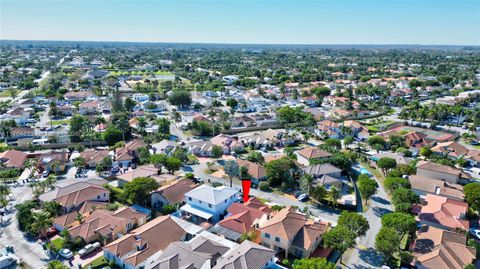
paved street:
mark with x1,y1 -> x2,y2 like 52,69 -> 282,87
0,185 -> 51,269
342,165 -> 393,268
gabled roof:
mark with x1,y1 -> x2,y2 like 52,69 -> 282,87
236,159 -> 266,179
419,194 -> 469,230
296,147 -> 332,160
259,207 -> 328,247
185,185 -> 238,205
213,241 -> 275,269
39,180 -> 109,208
413,226 -> 476,269
302,163 -> 342,177
432,141 -> 469,158
416,161 -> 464,176
217,202 -> 270,235
409,175 -> 464,200
105,215 -> 186,267
153,179 -> 199,204
0,150 -> 27,169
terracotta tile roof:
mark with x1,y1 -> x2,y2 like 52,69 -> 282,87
153,179 -> 199,204
409,175 -> 464,200
419,194 -> 469,230
79,148 -> 109,167
416,161 -> 463,176
432,142 -> 469,158
259,207 -> 328,249
0,150 -> 27,168
237,159 -> 266,179
105,215 -> 186,267
217,203 -> 269,235
296,147 -> 332,160
116,165 -> 159,183
68,209 -> 128,241
54,185 -> 108,209
413,226 -> 476,269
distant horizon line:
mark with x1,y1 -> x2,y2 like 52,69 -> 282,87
1,39 -> 479,47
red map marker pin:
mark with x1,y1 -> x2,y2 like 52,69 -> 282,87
241,179 -> 251,203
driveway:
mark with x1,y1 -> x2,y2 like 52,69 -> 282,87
342,164 -> 393,268
0,185 -> 50,269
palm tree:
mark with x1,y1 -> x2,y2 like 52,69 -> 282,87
327,186 -> 341,207
75,212 -> 84,224
137,117 -> 147,136
31,211 -> 53,242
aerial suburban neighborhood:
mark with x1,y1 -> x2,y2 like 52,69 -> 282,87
0,41 -> 479,269
0,1 -> 479,268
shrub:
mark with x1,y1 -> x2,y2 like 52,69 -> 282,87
258,181 -> 270,191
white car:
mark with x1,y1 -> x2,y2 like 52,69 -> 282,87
469,228 -> 480,239
79,242 -> 101,257
58,248 -> 73,259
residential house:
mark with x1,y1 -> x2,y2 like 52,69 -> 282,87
79,148 -> 110,168
232,115 -> 255,128
151,179 -> 199,210
151,140 -> 178,155
36,150 -> 69,173
370,152 -> 413,166
240,129 -> 288,149
64,91 -> 94,101
295,147 -> 332,166
416,161 -> 471,184
115,139 -> 146,167
258,207 -> 329,258
53,201 -> 110,231
432,141 -> 469,160
210,198 -> 271,242
104,215 -> 187,269
316,120 -> 341,139
117,165 -> 176,187
302,163 -> 344,189
213,240 -> 276,269
409,175 -> 464,201
405,131 -> 433,150
68,207 -> 148,244
79,100 -> 101,115
145,233 -> 238,269
188,140 -> 216,157
210,134 -> 244,154
39,179 -> 109,213
180,185 -> 238,224
417,194 -> 469,231
0,150 -> 27,169
343,120 -> 369,140
411,226 -> 476,269
237,159 -> 266,183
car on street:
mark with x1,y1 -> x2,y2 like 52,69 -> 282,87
469,228 -> 480,240
298,193 -> 309,202
58,248 -> 73,259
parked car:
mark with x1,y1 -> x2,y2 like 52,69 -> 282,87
46,227 -> 57,237
58,248 -> 73,259
78,242 -> 101,257
469,228 -> 480,240
42,170 -> 50,177
298,193 -> 309,202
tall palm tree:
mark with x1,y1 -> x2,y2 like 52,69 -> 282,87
31,211 -> 53,242
327,186 -> 341,208
137,117 -> 147,136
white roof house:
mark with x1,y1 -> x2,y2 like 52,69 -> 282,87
185,185 -> 238,206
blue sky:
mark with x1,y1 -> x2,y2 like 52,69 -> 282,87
1,0 -> 479,45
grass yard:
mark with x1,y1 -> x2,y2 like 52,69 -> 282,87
51,119 -> 70,125
86,256 -> 109,269
51,237 -> 64,250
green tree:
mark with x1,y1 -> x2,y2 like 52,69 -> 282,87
246,151 -> 265,164
343,136 -> 354,149
122,177 -> 159,206
384,177 -> 410,193
102,125 -> 123,146
292,257 -> 335,269
358,174 -> 378,205
337,211 -> 369,237
211,145 -> 223,159
265,157 -> 296,187
168,91 -> 192,108
150,154 -> 168,171
375,227 -> 400,263
377,157 -> 397,175
381,212 -> 416,237
327,186 -> 341,207
136,146 -> 151,165
420,146 -> 432,158
31,210 -> 53,240
299,174 -> 313,194
464,182 -> 480,211
323,225 -> 356,264
392,187 -> 418,213
124,97 -> 136,112
165,157 -> 182,173
47,260 -> 70,269
224,160 -> 239,187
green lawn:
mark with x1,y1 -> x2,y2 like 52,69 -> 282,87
51,237 -> 64,250
86,256 -> 109,269
51,119 -> 70,125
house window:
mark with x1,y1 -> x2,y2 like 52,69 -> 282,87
97,195 -> 100,199
265,233 -> 270,239
188,197 -> 192,201
225,199 -> 227,203
275,237 -> 280,242
208,204 -> 212,208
